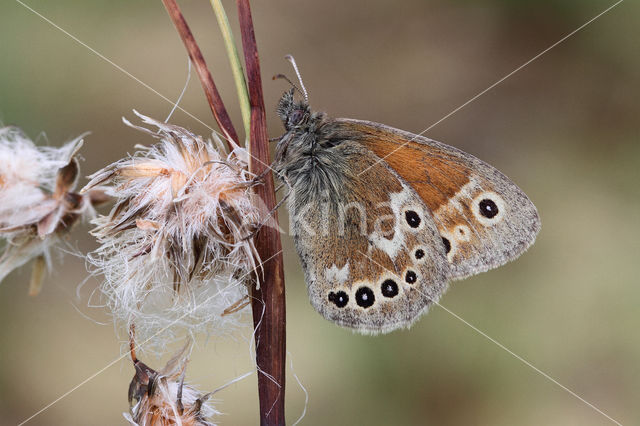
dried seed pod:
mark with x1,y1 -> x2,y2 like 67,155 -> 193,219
0,126 -> 106,294
125,342 -> 217,426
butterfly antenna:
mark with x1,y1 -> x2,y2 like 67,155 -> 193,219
272,73 -> 305,99
285,54 -> 308,102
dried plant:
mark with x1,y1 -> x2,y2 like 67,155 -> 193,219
0,126 -> 106,295
83,112 -> 261,347
163,1 -> 288,421
126,342 -> 217,426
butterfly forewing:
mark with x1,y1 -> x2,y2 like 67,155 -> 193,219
337,118 -> 541,280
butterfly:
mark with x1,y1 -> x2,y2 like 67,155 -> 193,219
273,59 -> 540,334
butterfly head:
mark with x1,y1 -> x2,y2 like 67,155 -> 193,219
276,88 -> 311,131
274,88 -> 321,178
273,56 -> 341,186
275,55 -> 313,132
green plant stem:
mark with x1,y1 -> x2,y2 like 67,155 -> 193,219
210,0 -> 252,142
161,0 -> 239,149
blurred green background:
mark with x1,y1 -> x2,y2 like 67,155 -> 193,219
1,0 -> 638,425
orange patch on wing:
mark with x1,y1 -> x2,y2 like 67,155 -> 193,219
347,123 -> 470,212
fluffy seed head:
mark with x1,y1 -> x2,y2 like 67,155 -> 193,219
83,113 -> 262,347
0,126 -> 106,295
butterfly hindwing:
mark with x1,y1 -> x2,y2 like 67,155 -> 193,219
287,140 -> 449,333
335,118 -> 541,280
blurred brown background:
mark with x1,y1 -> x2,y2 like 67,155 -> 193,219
1,0 -> 638,425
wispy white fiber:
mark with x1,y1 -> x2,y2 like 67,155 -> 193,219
84,112 -> 262,348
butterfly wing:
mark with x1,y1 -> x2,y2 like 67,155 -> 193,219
288,140 -> 449,333
333,118 -> 541,280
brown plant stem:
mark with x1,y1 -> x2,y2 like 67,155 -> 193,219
237,1 -> 286,425
161,0 -> 240,149
161,0 -> 286,423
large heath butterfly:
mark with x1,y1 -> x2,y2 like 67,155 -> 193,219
273,58 -> 540,333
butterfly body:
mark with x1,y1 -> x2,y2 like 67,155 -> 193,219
274,89 -> 540,334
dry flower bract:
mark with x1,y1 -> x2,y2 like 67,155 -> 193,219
126,343 -> 217,426
83,112 -> 262,347
0,126 -> 106,295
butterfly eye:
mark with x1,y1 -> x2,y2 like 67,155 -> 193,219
288,109 -> 304,127
404,271 -> 417,284
381,279 -> 399,297
479,199 -> 499,218
355,286 -> 375,308
473,192 -> 505,225
404,210 -> 421,228
328,291 -> 349,308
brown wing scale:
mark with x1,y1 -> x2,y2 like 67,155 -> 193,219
289,140 -> 449,333
336,118 -> 541,280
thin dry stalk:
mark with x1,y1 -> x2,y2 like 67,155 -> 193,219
161,0 -> 240,149
161,1 -> 287,424
237,1 -> 286,424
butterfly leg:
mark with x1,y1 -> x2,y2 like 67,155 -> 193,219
245,166 -> 289,190
241,185 -> 292,241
